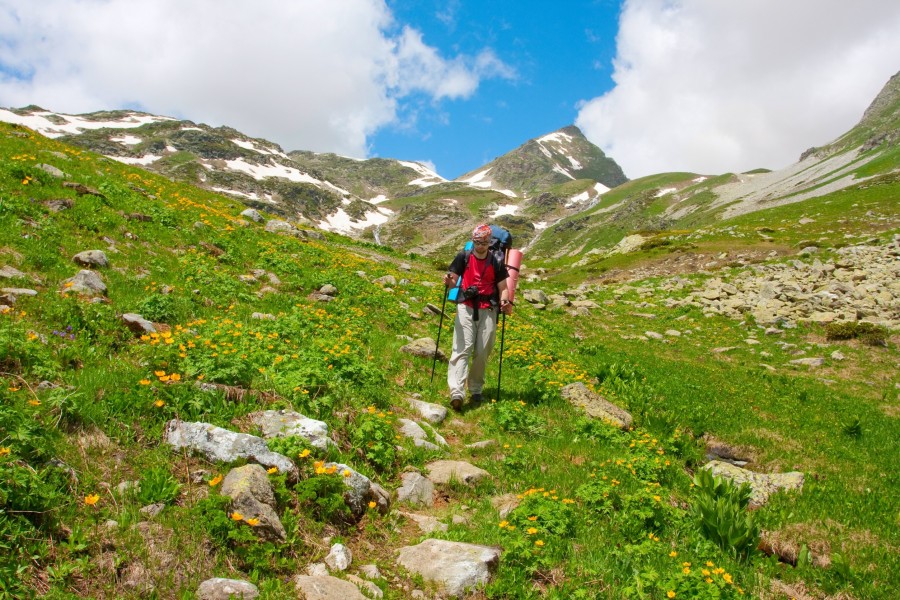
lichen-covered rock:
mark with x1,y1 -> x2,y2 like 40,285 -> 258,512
560,382 -> 632,429
425,460 -> 491,486
400,337 -> 447,362
163,420 -> 298,481
61,270 -> 107,296
73,250 -> 109,268
396,539 -> 500,598
294,575 -> 368,600
397,471 -> 434,507
249,409 -> 334,450
197,578 -> 259,600
703,460 -> 804,507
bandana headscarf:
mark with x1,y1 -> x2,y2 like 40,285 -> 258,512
472,224 -> 492,242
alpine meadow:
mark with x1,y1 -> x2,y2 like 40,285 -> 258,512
0,72 -> 898,600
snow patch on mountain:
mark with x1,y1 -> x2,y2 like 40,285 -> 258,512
318,206 -> 393,234
400,160 -> 445,187
111,135 -> 142,146
111,154 -> 161,166
212,187 -> 276,204
0,108 -> 173,137
231,138 -> 290,159
491,204 -> 519,218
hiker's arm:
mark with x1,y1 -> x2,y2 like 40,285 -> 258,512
498,279 -> 513,314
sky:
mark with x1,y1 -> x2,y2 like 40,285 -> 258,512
0,0 -> 898,181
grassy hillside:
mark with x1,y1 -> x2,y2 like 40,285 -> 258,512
1,122 -> 898,599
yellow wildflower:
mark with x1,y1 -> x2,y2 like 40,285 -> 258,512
154,400 -> 165,408
209,474 -> 223,486
267,467 -> 278,474
231,512 -> 244,521
667,592 -> 676,599
139,379 -> 151,385
0,447 -> 10,457
84,494 -> 100,506
368,501 -> 377,509
526,527 -> 538,535
534,540 -> 544,546
298,449 -> 311,458
245,518 -> 260,526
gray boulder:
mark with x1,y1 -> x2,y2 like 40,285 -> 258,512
121,313 -> 156,334
221,464 -> 286,542
400,337 -> 447,362
373,275 -> 397,286
0,265 -> 27,280
396,539 -> 501,597
73,250 -> 109,268
408,396 -> 448,424
397,471 -> 434,507
163,420 -> 298,481
249,409 -> 334,450
425,460 -> 491,486
560,382 -> 633,429
398,419 -> 447,451
240,208 -> 263,222
324,543 -> 352,572
703,460 -> 804,507
197,578 -> 259,600
264,219 -> 295,233
61,270 -> 106,296
523,289 -> 549,305
294,575 -> 369,600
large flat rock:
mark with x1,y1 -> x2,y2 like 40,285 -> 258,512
396,538 -> 500,597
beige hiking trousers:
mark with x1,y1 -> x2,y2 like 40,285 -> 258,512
447,303 -> 498,400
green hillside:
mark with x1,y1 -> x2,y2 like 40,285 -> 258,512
1,122 -> 898,599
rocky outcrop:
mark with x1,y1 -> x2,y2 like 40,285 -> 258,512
221,464 -> 286,542
249,409 -> 334,450
396,539 -> 501,598
163,420 -> 298,480
703,460 -> 804,507
560,382 -> 633,429
660,241 -> 900,329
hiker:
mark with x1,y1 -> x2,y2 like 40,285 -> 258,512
442,224 -> 513,410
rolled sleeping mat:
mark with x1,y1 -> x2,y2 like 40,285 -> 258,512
505,249 -> 523,304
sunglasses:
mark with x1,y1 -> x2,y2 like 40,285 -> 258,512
472,240 -> 490,246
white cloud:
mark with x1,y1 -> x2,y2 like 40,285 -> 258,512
576,0 -> 900,179
0,0 -> 512,159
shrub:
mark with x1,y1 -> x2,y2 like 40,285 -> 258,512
136,466 -> 182,505
824,321 -> 889,346
690,469 -> 758,560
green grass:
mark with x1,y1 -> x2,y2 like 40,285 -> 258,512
0,121 -> 898,599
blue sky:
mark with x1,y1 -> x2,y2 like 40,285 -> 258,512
372,0 -> 622,178
1,1 -> 899,181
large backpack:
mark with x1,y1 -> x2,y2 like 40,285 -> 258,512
489,225 -> 513,254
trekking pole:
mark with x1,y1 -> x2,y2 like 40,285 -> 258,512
496,311 -> 507,402
430,284 -> 449,384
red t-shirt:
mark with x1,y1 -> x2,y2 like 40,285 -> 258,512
449,251 -> 509,309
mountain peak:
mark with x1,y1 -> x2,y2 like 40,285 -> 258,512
455,124 -> 627,197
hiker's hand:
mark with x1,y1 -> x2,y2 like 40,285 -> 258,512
443,273 -> 456,287
500,299 -> 513,315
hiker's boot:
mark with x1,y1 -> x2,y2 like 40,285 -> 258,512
470,393 -> 483,404
450,396 -> 463,411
